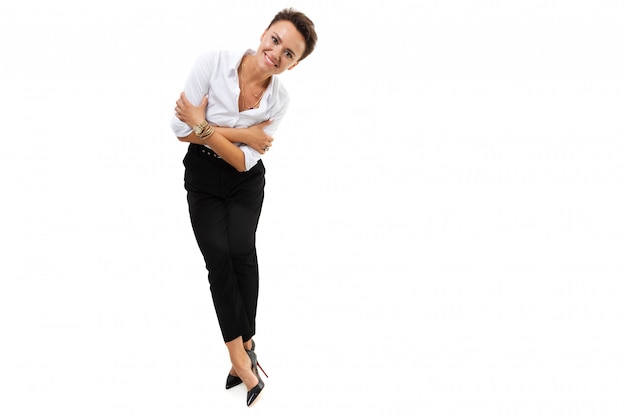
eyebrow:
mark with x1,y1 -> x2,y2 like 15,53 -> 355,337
273,32 -> 297,59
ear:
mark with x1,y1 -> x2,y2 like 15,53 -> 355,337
287,61 -> 300,71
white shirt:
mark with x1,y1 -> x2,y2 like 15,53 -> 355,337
170,49 -> 290,171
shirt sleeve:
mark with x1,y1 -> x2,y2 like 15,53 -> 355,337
170,52 -> 215,138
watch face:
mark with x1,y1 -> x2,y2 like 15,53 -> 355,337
194,122 -> 206,135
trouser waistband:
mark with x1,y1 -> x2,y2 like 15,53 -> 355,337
189,143 -> 222,159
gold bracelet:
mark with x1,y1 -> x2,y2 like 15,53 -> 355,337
193,120 -> 209,136
199,125 -> 215,142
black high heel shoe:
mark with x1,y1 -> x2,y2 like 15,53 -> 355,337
246,349 -> 267,407
225,340 -> 256,390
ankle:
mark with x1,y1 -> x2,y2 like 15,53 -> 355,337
233,361 -> 257,389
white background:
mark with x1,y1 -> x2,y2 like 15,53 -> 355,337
1,0 -> 625,416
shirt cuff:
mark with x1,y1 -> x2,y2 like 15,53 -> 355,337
240,145 -> 262,171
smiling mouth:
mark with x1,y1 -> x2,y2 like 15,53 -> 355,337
264,53 -> 277,67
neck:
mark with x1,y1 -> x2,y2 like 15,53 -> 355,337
241,55 -> 271,87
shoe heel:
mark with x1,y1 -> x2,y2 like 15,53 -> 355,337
257,361 -> 269,378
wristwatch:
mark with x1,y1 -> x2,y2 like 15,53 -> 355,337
193,120 -> 208,136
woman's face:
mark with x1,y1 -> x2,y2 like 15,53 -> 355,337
255,20 -> 306,74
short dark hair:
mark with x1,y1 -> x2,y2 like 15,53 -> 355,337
267,8 -> 317,62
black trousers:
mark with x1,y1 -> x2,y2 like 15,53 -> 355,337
183,144 -> 265,343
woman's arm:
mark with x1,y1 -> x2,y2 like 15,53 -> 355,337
175,92 -> 274,153
177,130 -> 248,172
214,123 -> 273,153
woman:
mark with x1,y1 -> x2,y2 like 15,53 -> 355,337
170,8 -> 317,407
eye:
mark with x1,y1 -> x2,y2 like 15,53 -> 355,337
271,36 -> 278,44
285,51 -> 293,59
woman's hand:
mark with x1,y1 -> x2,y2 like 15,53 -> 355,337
243,120 -> 274,154
175,92 -> 207,127
175,91 -> 274,154
213,120 -> 275,154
